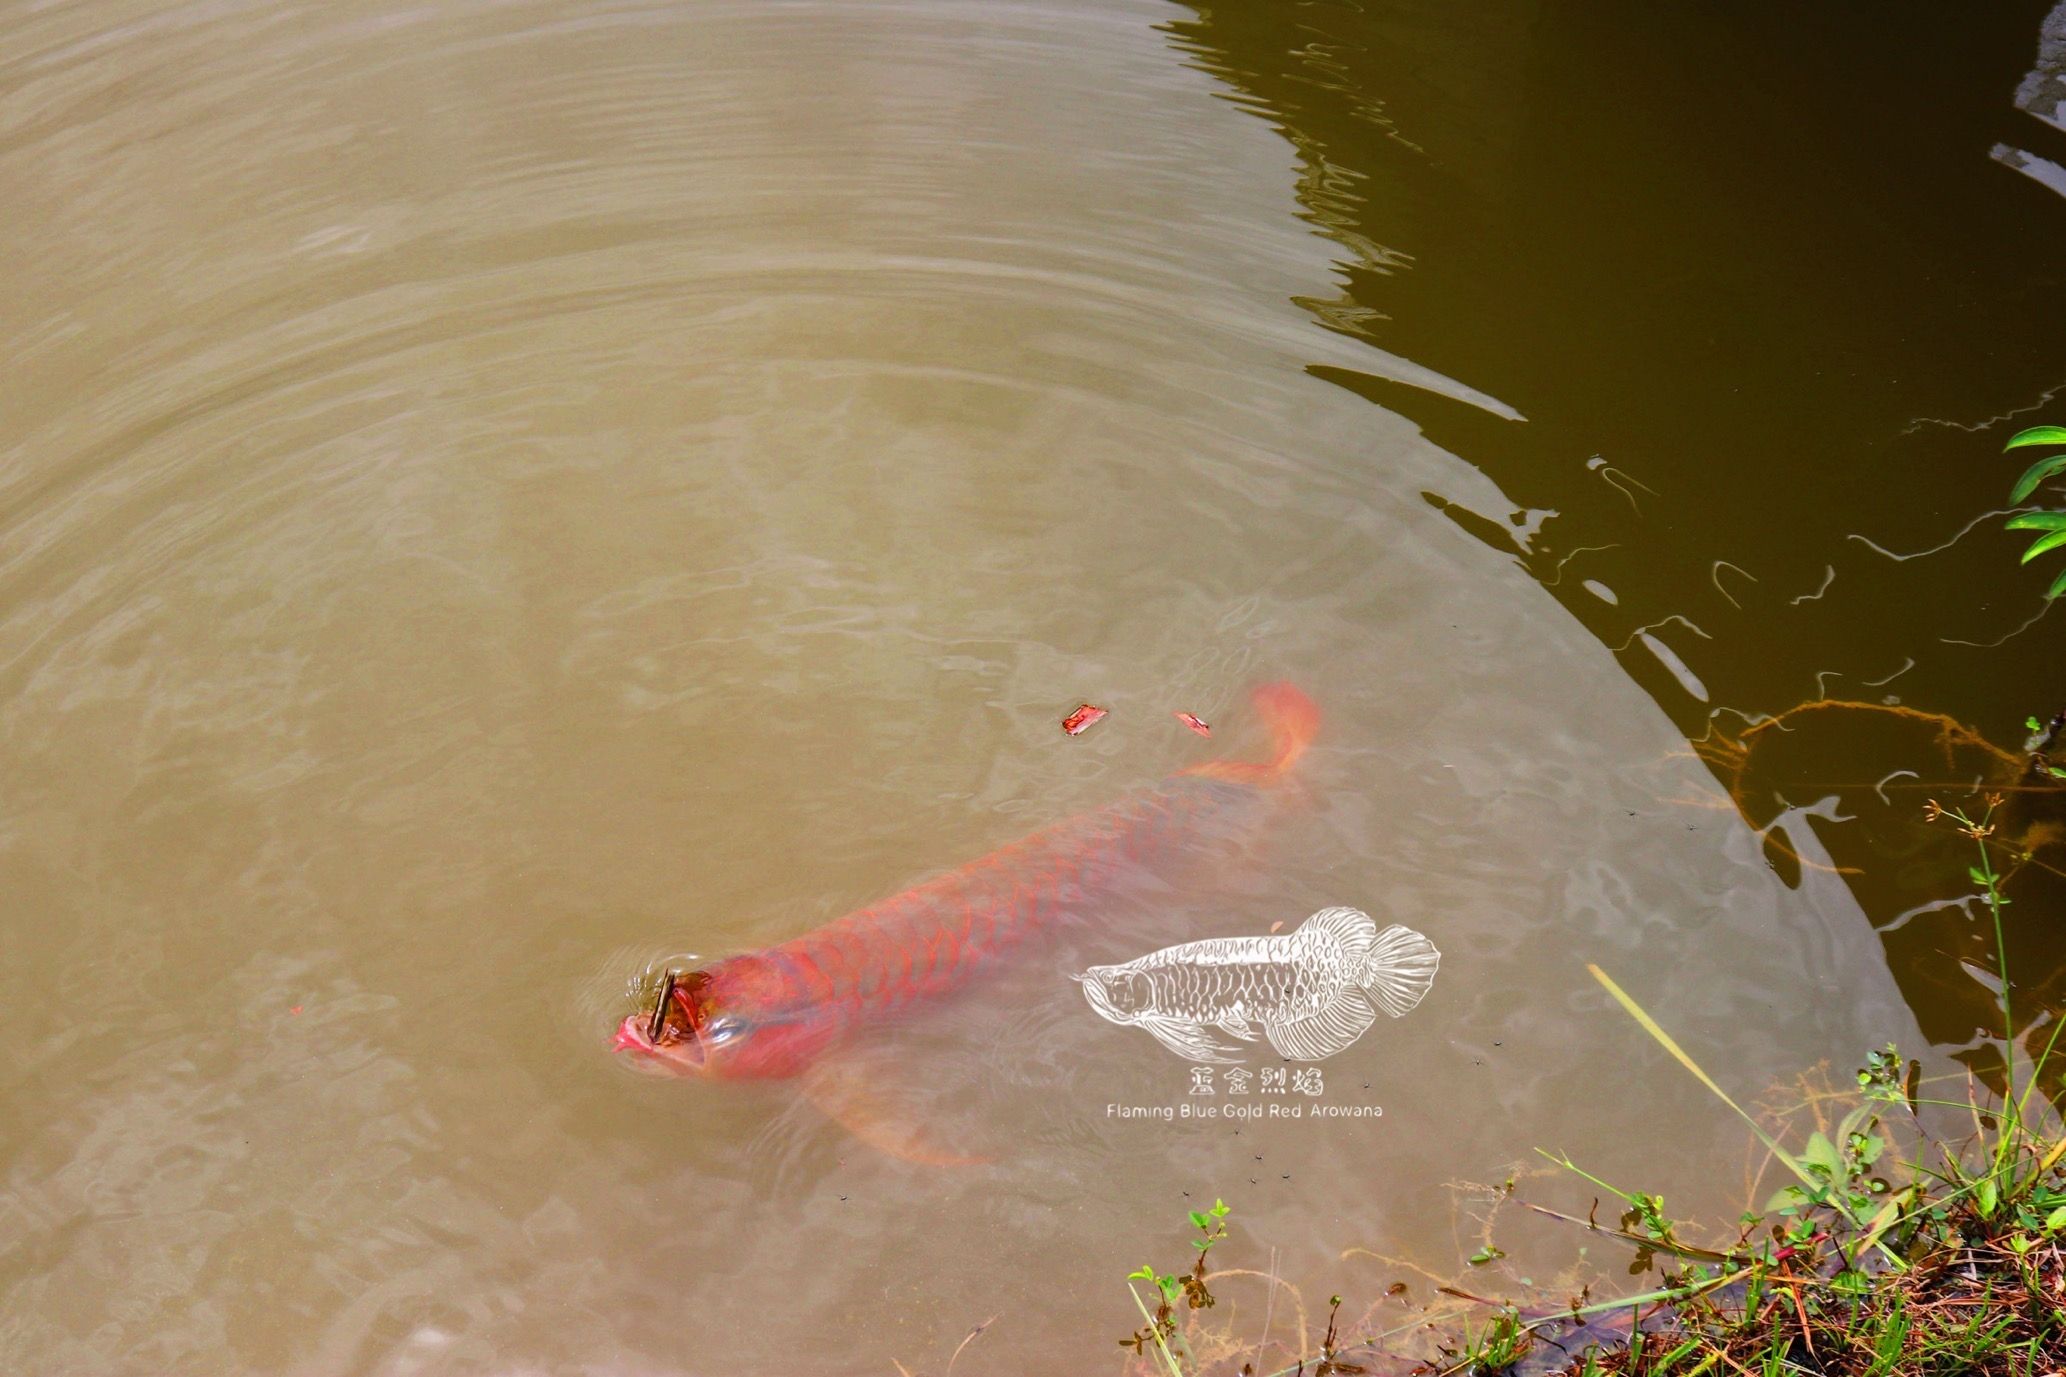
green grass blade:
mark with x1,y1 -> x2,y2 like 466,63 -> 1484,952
1587,965 -> 1816,1191
1534,1147 -> 1639,1205
1586,965 -> 1906,1273
2013,1013 -> 2066,1125
1126,1284 -> 1184,1377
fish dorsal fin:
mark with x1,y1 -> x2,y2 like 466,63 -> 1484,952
1297,906 -> 1378,963
1264,990 -> 1378,1061
1139,1016 -> 1244,1064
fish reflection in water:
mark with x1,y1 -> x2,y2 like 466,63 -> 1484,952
612,684 -> 1320,1157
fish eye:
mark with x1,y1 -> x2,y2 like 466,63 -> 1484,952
702,1016 -> 748,1046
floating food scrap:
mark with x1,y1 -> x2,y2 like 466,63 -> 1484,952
1175,711 -> 1211,737
1061,704 -> 1107,735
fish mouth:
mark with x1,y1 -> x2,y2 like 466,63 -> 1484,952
611,967 -> 712,1076
611,1013 -> 708,1076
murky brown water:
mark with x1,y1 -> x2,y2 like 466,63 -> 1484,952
3,1 -> 2062,1373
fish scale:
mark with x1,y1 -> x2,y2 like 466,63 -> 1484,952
1138,935 -> 1351,1023
756,776 -> 1251,1016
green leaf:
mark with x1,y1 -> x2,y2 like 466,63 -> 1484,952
1802,1131 -> 1842,1178
2045,1204 -> 2066,1232
2005,510 -> 2066,531
2024,529 -> 2066,564
1977,1176 -> 1999,1219
1468,1245 -> 1506,1265
2010,454 -> 2066,503
2051,566 -> 2066,601
2005,424 -> 2066,450
1188,1210 -> 1208,1230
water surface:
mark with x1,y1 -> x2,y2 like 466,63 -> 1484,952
1,1 -> 2060,1373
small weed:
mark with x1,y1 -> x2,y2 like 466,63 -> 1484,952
1121,1199 -> 1230,1375
1311,1294 -> 1368,1376
1445,1306 -> 1531,1374
2022,712 -> 2066,782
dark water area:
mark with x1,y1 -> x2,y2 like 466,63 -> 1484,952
2,1 -> 2064,1373
1173,0 -> 2066,1074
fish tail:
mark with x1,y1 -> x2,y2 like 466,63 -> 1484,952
1360,924 -> 1441,1018
1180,682 -> 1320,785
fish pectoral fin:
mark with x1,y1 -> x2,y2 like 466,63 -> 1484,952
1139,1016 -> 1244,1064
800,1058 -> 991,1168
1215,1016 -> 1261,1042
1264,991 -> 1378,1061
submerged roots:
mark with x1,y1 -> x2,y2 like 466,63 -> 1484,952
1690,697 -> 2066,889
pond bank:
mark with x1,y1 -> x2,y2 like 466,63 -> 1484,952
1120,1042 -> 2066,1377
1117,797 -> 2066,1377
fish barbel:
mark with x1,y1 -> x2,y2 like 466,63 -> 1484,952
612,683 -> 1320,1082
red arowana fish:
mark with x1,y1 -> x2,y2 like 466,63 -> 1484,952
611,683 -> 1319,1092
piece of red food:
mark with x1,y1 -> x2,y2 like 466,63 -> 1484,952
1175,712 -> 1211,737
1061,704 -> 1108,736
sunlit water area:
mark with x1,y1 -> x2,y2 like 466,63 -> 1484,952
4,1 -> 2066,1373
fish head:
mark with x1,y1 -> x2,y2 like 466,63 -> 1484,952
612,966 -> 836,1080
1074,964 -> 1153,1022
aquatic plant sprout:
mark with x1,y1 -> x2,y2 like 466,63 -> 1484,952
1121,1200 -> 1229,1376
2004,425 -> 2066,599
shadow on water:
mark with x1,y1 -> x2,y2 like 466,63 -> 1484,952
1165,0 -> 2066,1088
